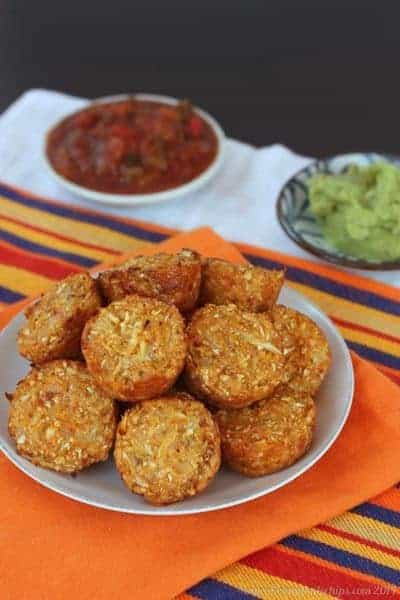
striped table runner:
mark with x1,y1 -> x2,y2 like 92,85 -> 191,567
0,181 -> 399,599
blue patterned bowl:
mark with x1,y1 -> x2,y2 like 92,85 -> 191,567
276,153 -> 400,270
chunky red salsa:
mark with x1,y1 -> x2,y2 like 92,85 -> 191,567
46,98 -> 219,194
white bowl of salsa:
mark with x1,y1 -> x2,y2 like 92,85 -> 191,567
43,94 -> 225,206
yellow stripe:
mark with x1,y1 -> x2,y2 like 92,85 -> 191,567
327,513 -> 400,553
338,324 -> 400,358
0,194 -> 152,253
288,281 -> 400,338
299,529 -> 400,571
0,216 -> 113,263
216,563 -> 334,599
0,264 -> 53,296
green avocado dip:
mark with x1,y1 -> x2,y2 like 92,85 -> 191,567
308,162 -> 400,261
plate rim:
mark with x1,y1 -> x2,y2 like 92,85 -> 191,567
0,285 -> 354,516
276,152 -> 400,271
42,93 -> 226,207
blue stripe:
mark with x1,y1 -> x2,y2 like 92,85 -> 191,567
244,252 -> 400,318
2,180 -> 400,316
282,536 -> 400,586
0,228 -> 97,268
3,179 -> 400,316
346,340 -> 400,371
352,503 -> 400,528
0,183 -> 168,243
189,578 -> 257,600
0,285 -> 25,304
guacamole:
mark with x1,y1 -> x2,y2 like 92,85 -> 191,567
308,162 -> 400,261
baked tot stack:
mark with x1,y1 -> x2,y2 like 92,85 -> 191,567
8,249 -> 330,505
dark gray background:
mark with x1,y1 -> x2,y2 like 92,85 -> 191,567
1,0 -> 399,156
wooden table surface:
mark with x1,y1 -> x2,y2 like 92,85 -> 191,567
1,0 -> 399,157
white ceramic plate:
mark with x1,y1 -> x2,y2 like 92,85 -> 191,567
42,93 -> 225,207
0,285 -> 354,515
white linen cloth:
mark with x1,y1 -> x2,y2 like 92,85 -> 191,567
0,89 -> 397,285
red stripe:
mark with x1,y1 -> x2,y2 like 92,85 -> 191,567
373,363 -> 400,385
0,213 -> 120,256
331,315 -> 400,345
384,373 -> 400,385
382,371 -> 400,386
318,524 -> 400,559
241,546 -> 400,599
0,240 -> 80,279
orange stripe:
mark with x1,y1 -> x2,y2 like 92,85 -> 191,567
318,524 -> 400,559
0,298 -> 30,326
371,361 -> 400,377
236,241 -> 400,303
372,489 -> 400,512
375,364 -> 400,378
373,363 -> 400,384
0,212 -> 120,256
383,373 -> 400,385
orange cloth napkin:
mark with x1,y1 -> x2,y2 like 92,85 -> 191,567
1,228 -> 400,600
